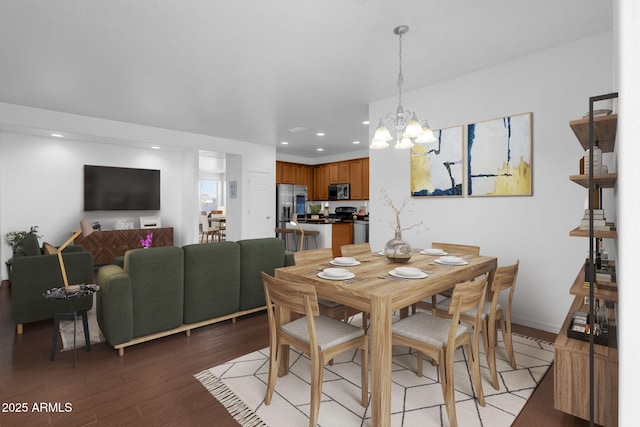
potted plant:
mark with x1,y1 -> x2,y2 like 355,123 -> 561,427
4,226 -> 40,254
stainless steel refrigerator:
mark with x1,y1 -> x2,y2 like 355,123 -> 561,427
276,184 -> 307,227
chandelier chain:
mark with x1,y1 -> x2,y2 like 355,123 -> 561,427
397,30 -> 404,108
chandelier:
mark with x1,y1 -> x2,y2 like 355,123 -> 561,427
370,25 -> 436,150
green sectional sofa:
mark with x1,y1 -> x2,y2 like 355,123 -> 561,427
11,233 -> 94,334
96,237 -> 294,355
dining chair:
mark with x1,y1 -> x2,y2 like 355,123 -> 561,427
199,214 -> 219,243
410,242 -> 481,315
294,248 -> 367,329
434,260 -> 519,389
392,275 -> 488,427
261,272 -> 368,427
340,242 -> 371,258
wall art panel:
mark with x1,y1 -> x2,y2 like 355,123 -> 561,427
467,112 -> 532,196
410,125 -> 464,197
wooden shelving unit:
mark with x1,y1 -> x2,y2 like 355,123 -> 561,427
569,173 -> 617,188
569,113 -> 617,152
554,103 -> 618,426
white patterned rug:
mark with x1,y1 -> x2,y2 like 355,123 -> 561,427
59,294 -> 105,351
195,316 -> 554,427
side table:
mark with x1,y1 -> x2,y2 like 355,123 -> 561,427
44,284 -> 100,367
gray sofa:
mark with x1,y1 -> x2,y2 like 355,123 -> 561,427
96,237 -> 294,355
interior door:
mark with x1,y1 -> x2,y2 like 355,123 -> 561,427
248,170 -> 273,238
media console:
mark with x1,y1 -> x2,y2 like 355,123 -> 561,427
74,227 -> 174,265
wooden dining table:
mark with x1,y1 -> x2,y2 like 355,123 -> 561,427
275,249 -> 497,427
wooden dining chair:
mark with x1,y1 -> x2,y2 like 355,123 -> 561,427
410,242 -> 481,315
340,242 -> 371,258
392,275 -> 488,427
434,260 -> 519,389
294,248 -> 367,328
261,272 -> 368,427
199,214 -> 219,243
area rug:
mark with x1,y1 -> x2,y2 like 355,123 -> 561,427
59,294 -> 105,351
195,317 -> 554,427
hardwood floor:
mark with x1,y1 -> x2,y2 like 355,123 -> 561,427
0,282 -> 590,426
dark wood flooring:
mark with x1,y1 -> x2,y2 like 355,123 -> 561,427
0,281 -> 590,426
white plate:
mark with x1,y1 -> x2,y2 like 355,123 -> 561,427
389,270 -> 428,279
434,259 -> 469,266
439,256 -> 464,263
420,249 -> 447,256
318,271 -> 356,281
330,260 -> 361,266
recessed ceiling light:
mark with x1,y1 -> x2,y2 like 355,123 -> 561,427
362,120 -> 370,125
316,132 -> 325,136
316,147 -> 324,152
353,141 -> 361,144
151,146 -> 160,149
280,141 -> 289,145
51,133 -> 63,138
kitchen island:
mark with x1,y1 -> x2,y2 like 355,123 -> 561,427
284,220 -> 355,257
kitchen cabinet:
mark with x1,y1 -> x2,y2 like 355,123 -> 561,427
554,101 -> 618,427
331,222 -> 353,258
328,163 -> 339,184
338,161 -> 350,183
363,157 -> 370,200
349,159 -> 364,200
276,161 -> 295,184
314,164 -> 329,200
279,158 -> 369,201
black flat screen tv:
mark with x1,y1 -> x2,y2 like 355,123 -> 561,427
84,165 -> 160,211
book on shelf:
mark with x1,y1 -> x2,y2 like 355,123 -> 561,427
581,218 -> 607,227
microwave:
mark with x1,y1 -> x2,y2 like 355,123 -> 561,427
328,183 -> 350,200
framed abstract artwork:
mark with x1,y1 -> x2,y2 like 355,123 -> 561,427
410,125 -> 464,197
467,112 -> 532,196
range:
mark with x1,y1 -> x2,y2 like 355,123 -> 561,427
328,206 -> 358,222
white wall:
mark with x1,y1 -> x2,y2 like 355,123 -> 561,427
369,32 -> 613,332
0,103 -> 278,278
617,0 -> 639,423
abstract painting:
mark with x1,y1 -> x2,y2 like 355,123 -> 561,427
467,112 -> 532,196
410,125 -> 464,197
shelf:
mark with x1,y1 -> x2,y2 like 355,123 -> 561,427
570,265 -> 617,302
570,226 -> 618,239
569,114 -> 617,153
569,173 -> 617,188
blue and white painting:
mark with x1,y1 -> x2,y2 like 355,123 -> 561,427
467,112 -> 532,196
411,125 -> 464,197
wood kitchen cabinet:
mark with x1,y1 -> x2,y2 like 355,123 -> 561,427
314,164 -> 329,200
338,161 -> 350,183
363,157 -> 369,200
331,222 -> 353,258
328,163 -> 339,184
349,159 -> 364,200
279,158 -> 369,201
276,161 -> 295,184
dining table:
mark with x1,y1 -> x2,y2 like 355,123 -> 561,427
274,249 -> 497,427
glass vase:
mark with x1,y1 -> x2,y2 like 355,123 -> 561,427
384,231 -> 412,263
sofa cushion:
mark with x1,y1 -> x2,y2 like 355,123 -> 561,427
125,246 -> 184,338
182,241 -> 241,324
22,233 -> 41,256
237,238 -> 287,311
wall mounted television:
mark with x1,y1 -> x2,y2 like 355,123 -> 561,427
84,165 -> 160,211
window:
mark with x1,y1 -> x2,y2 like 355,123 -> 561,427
199,180 -> 221,212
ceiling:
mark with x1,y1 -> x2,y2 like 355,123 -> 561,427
0,1 -> 612,159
